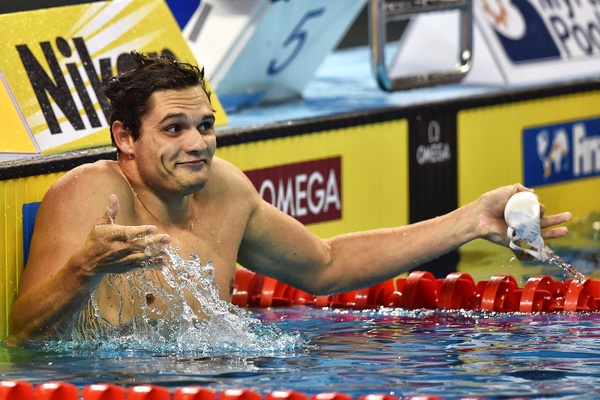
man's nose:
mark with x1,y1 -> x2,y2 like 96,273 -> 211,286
183,128 -> 209,151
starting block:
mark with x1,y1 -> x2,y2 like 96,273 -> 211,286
177,0 -> 366,111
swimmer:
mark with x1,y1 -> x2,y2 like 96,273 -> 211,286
4,51 -> 572,346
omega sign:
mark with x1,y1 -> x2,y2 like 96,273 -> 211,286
416,120 -> 452,165
244,157 -> 342,224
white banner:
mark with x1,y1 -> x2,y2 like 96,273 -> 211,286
391,0 -> 600,86
475,0 -> 600,84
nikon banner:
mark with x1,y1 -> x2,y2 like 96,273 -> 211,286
0,0 -> 227,158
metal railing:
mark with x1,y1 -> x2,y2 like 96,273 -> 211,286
369,0 -> 473,91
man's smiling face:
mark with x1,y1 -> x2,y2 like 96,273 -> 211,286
132,84 -> 216,195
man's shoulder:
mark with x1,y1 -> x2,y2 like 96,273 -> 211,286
48,160 -> 128,199
207,157 -> 264,212
75,159 -> 120,174
211,157 -> 255,189
66,159 -> 122,179
37,160 -> 130,227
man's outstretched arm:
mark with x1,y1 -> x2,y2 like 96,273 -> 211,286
238,183 -> 572,296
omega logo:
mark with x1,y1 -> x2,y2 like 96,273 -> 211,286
416,120 -> 452,165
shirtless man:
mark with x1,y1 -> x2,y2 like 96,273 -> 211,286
5,52 -> 572,346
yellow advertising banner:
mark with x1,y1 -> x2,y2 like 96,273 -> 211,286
0,69 -> 40,157
0,0 -> 227,156
457,90 -> 600,285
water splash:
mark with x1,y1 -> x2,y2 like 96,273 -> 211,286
65,246 -> 307,356
509,237 -> 586,283
541,246 -> 586,283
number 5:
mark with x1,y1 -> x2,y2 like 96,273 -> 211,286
267,7 -> 325,76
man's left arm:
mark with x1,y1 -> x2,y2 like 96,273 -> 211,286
237,184 -> 571,296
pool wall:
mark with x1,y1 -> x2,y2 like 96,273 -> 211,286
2,81 -> 600,339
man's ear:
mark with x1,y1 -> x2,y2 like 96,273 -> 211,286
112,121 -> 135,155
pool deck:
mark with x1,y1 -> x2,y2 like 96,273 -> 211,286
222,43 -> 600,130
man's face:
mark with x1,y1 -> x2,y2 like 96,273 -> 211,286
132,85 -> 216,196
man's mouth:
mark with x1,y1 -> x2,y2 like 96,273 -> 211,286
178,159 -> 206,168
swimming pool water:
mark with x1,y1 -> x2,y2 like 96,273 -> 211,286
2,211 -> 600,399
3,306 -> 600,399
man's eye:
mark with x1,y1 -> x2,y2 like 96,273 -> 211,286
198,121 -> 214,131
166,125 -> 181,133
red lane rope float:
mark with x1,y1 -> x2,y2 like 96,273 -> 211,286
265,390 -> 308,400
479,275 -> 519,312
0,381 -> 33,400
129,385 -> 172,400
563,278 -> 600,312
437,272 -> 476,310
518,275 -> 565,313
83,384 -> 126,400
35,381 -> 79,400
232,268 -> 600,313
0,381 -> 531,400
396,271 -> 439,310
174,386 -> 216,400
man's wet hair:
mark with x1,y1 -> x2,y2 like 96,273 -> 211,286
103,50 -> 211,146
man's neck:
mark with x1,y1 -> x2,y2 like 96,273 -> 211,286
117,160 -> 196,228
133,187 -> 195,228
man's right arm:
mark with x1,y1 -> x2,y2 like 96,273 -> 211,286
4,166 -> 169,346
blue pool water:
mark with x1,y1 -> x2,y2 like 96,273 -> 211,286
3,307 -> 600,399
1,212 -> 600,399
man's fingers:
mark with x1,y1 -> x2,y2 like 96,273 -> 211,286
540,212 -> 572,229
122,226 -> 159,241
105,249 -> 167,272
113,227 -> 171,248
130,233 -> 172,253
542,226 -> 569,240
92,223 -> 171,254
98,233 -> 171,269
